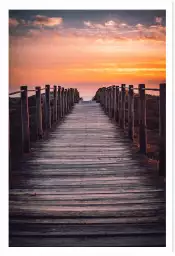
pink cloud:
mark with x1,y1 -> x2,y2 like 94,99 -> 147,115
32,15 -> 63,27
10,16 -> 166,44
155,17 -> 162,24
135,23 -> 144,29
84,21 -> 93,28
9,18 -> 19,27
105,20 -> 116,26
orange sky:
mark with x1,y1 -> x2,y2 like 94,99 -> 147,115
9,11 -> 166,100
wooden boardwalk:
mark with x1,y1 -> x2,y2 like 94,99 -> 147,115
9,101 -> 165,247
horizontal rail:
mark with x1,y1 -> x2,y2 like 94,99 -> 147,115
27,89 -> 36,92
9,87 -> 53,95
9,91 -> 21,96
143,88 -> 160,91
9,85 -> 80,157
94,83 -> 166,177
104,85 -> 161,92
123,87 -> 159,91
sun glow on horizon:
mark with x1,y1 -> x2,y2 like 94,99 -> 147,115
9,10 -> 166,98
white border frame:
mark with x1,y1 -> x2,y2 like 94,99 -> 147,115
0,0 -> 173,255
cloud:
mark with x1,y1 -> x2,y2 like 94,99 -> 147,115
32,15 -> 63,27
83,19 -> 165,42
155,17 -> 162,24
9,16 -> 63,28
84,21 -> 93,28
84,20 -> 117,30
105,20 -> 116,26
135,23 -> 144,29
9,16 -> 166,44
119,23 -> 128,28
9,18 -> 19,27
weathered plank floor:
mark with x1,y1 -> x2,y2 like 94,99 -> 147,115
9,101 -> 165,247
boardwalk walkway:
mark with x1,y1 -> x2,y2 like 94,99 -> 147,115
9,101 -> 165,247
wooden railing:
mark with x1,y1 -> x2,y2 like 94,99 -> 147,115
9,85 -> 80,156
94,84 -> 166,176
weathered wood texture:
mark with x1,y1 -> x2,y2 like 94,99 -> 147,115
35,86 -> 43,139
139,84 -> 147,154
128,85 -> 134,140
9,102 -> 165,247
9,85 -> 80,158
20,86 -> 30,153
159,84 -> 166,176
95,84 -> 166,177
45,85 -> 51,129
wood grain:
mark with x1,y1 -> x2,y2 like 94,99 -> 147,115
9,101 -> 165,247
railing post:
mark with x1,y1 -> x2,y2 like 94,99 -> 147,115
71,88 -> 75,107
103,87 -> 106,109
105,88 -> 108,114
110,87 -> 113,118
45,84 -> 51,129
109,87 -> 111,116
101,88 -> 103,106
102,87 -> 105,108
120,84 -> 126,129
61,87 -> 65,117
107,87 -> 110,116
74,89 -> 78,103
57,86 -> 61,121
36,86 -> 43,139
69,88 -> 71,107
128,85 -> 134,140
105,88 -> 107,113
108,87 -> 110,114
118,88 -> 122,125
67,88 -> 70,113
159,83 -> 166,176
113,86 -> 116,120
100,88 -> 103,107
139,84 -> 147,154
108,87 -> 111,117
53,85 -> 57,123
70,88 -> 72,108
99,88 -> 102,106
110,86 -> 113,118
9,115 -> 11,154
20,85 -> 30,153
65,89 -> 67,114
115,86 -> 119,123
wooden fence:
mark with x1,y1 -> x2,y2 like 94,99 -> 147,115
9,85 -> 80,156
94,84 -> 166,176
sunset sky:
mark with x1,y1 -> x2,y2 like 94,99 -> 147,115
9,10 -> 166,99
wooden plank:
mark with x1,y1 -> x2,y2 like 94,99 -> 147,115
9,101 -> 165,247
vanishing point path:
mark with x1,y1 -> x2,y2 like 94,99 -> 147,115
9,101 -> 165,247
